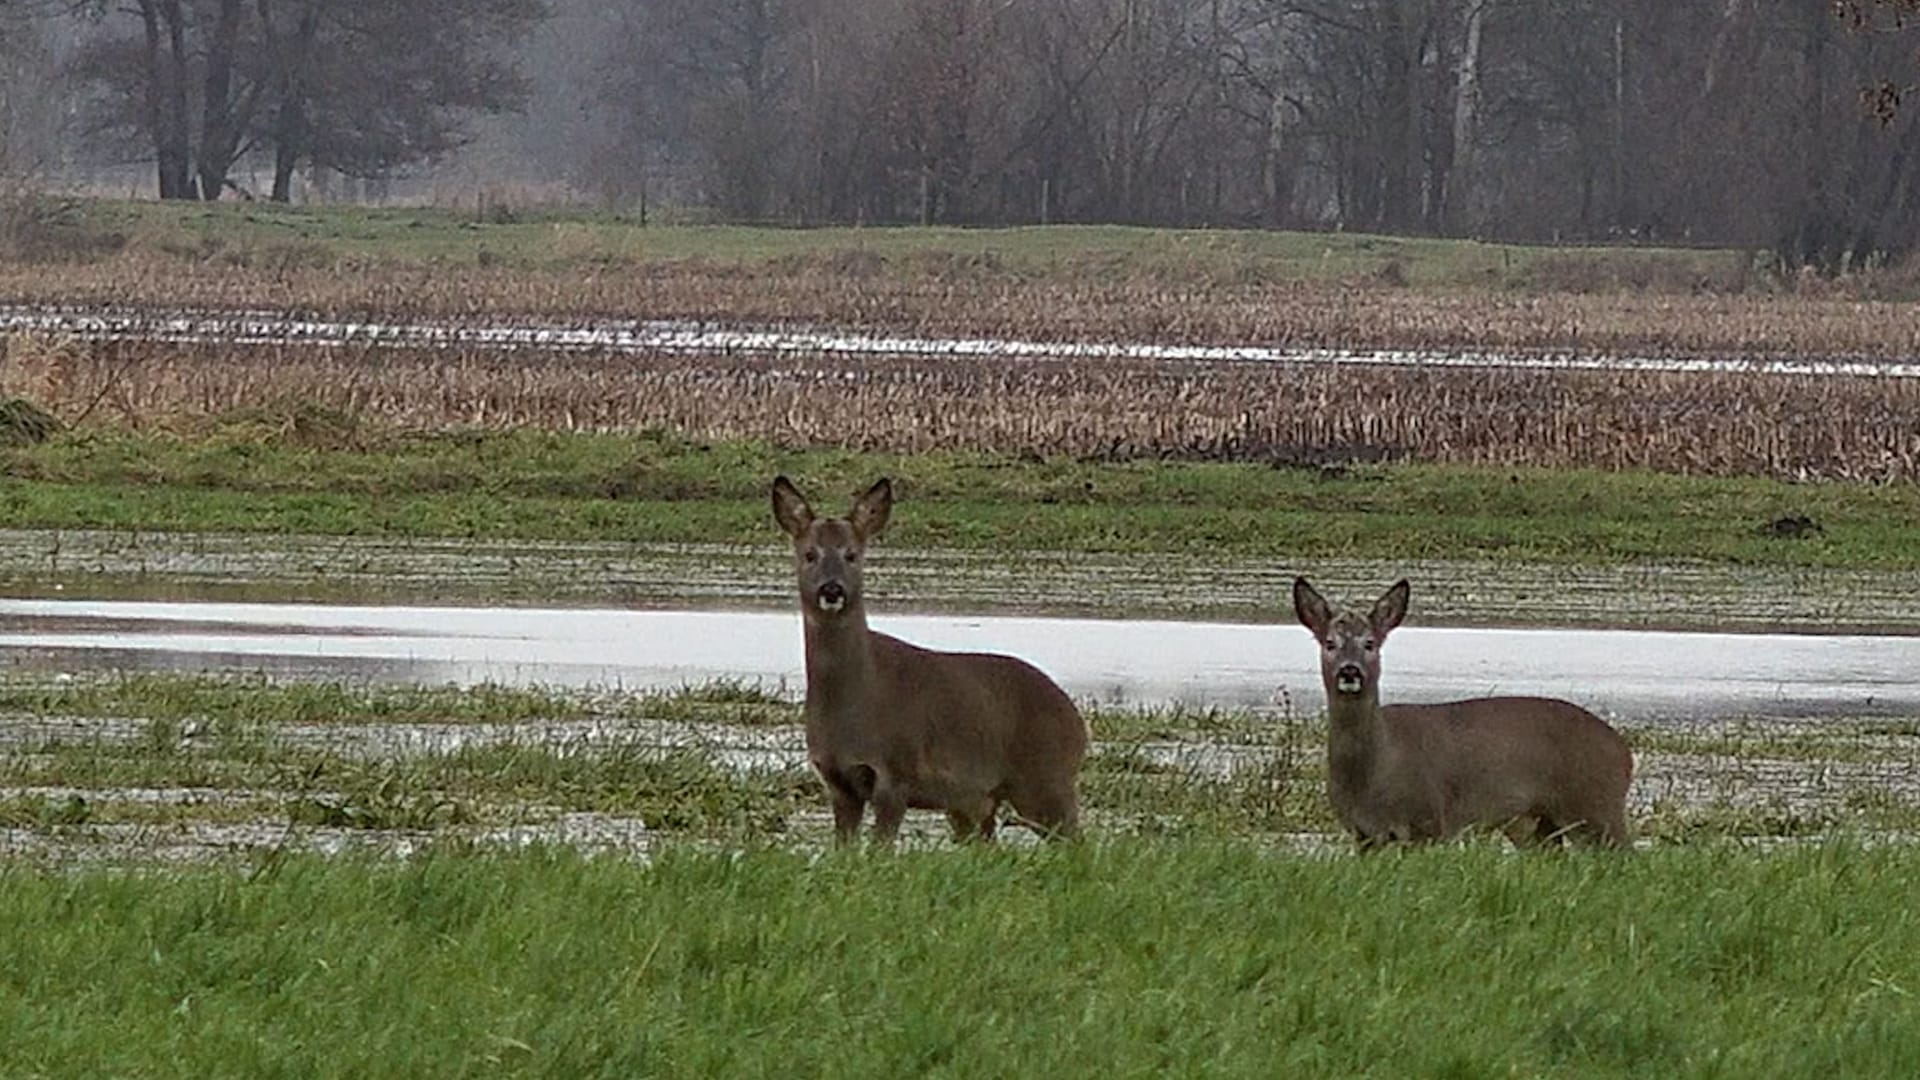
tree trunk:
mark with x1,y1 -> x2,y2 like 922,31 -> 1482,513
1377,2 -> 1417,231
1700,0 -> 1747,100
261,0 -> 320,203
271,138 -> 299,202
1263,94 -> 1288,228
138,0 -> 191,199
161,0 -> 194,198
1445,0 -> 1487,234
197,0 -> 246,201
1610,11 -> 1626,233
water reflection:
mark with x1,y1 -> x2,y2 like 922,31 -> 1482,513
1,598 -> 1915,720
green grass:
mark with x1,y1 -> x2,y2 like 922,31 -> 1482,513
54,196 -> 1748,287
0,673 -> 789,730
0,843 -> 1916,1077
4,426 -> 1913,568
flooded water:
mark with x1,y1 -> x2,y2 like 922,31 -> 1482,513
1,598 -> 1914,721
6,304 -> 1918,377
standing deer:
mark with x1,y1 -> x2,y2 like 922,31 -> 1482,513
1292,577 -> 1633,848
772,476 -> 1087,844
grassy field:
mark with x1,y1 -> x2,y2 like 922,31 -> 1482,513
0,842 -> 1917,1077
25,196 -> 1751,287
0,427 -> 1910,569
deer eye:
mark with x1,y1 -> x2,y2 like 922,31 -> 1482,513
804,549 -> 820,563
846,551 -> 859,563
1363,639 -> 1377,652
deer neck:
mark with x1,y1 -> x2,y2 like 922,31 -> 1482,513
1324,685 -> 1388,787
802,603 -> 877,710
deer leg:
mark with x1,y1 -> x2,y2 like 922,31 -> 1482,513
829,790 -> 865,845
1598,810 -> 1633,849
869,779 -> 908,846
1502,815 -> 1549,848
1567,809 -> 1632,849
1009,787 -> 1079,841
946,795 -> 997,844
945,811 -> 976,842
818,766 -> 867,845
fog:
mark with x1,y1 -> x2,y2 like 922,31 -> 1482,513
6,1 -> 1920,265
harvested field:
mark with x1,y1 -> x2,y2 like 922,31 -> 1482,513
11,258 -> 1920,359
9,335 -> 1918,480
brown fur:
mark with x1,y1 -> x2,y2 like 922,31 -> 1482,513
1293,577 -> 1633,849
773,476 -> 1087,844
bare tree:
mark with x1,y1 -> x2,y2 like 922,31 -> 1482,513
1,2 -> 60,190
61,0 -> 543,202
256,0 -> 545,201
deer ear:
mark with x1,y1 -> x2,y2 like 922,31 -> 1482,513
1293,577 -> 1332,638
1371,580 -> 1410,638
849,477 -> 893,539
771,476 -> 814,539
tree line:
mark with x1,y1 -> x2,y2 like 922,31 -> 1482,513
8,0 -> 1920,265
594,0 -> 1920,264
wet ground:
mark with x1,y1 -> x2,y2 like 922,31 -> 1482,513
1,589 -> 1913,863
6,304 -> 1919,377
1,680 -> 1913,862
5,303 -> 1916,863
1,597 -> 1915,721
6,529 -> 1919,633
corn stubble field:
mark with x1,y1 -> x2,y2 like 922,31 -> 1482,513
11,334 -> 1919,480
6,211 -> 1920,481
4,206 -> 1920,1075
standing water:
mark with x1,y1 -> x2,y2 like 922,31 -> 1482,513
0,598 -> 1913,721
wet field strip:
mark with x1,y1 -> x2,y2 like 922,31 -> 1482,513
1,675 -> 1916,864
6,528 -> 1920,631
11,304 -> 1920,378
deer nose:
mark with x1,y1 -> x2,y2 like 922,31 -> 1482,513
1334,663 -> 1366,693
817,582 -> 846,609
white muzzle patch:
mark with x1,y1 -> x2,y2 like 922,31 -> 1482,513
818,594 -> 845,613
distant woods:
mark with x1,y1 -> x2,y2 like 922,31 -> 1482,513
56,0 -> 544,202
592,0 -> 1920,265
14,0 -> 1920,266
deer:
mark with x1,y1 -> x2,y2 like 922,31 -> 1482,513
771,476 -> 1088,845
1292,577 -> 1633,849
